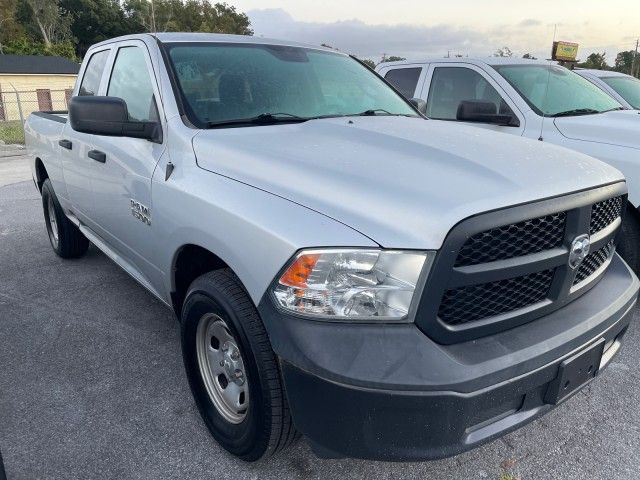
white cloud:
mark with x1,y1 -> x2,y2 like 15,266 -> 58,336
248,9 -> 493,60
246,8 -> 635,63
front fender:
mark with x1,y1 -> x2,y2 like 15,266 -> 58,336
152,165 -> 377,306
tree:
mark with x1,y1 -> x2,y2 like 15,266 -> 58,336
122,0 -> 252,35
614,50 -> 636,75
0,0 -> 26,53
359,58 -> 376,69
60,0 -> 135,57
522,53 -> 537,60
381,55 -> 406,63
494,46 -> 513,57
577,52 -> 608,70
19,0 -> 73,48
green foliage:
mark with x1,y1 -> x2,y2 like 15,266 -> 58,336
18,0 -> 74,46
122,0 -> 252,35
60,0 -> 137,57
359,58 -> 376,69
614,50 -> 636,75
0,121 -> 25,145
0,0 -> 25,47
382,55 -> 406,63
1,0 -> 253,60
522,53 -> 537,60
2,36 -> 77,60
577,52 -> 609,70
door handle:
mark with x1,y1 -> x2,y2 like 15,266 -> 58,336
88,150 -> 106,163
58,139 -> 72,150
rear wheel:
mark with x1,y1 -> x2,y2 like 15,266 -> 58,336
41,179 -> 89,258
180,269 -> 298,461
618,203 -> 640,275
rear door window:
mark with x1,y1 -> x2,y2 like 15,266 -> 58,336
78,49 -> 109,96
384,67 -> 422,98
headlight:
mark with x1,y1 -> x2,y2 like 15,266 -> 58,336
272,249 -> 431,321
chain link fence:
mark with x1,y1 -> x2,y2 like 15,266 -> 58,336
0,88 -> 72,145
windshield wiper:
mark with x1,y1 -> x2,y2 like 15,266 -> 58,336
357,109 -> 416,117
551,108 -> 602,118
206,112 -> 309,128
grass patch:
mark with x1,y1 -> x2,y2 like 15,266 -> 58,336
0,120 -> 25,145
499,474 -> 520,480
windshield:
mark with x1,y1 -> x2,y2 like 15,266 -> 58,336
165,43 -> 417,127
493,64 -> 622,116
601,76 -> 640,109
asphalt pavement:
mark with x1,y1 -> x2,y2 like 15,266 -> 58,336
1,168 -> 639,480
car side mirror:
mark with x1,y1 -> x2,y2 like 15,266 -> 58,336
409,98 -> 427,115
456,100 -> 519,127
69,96 -> 162,143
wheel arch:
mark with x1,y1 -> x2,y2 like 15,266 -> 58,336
34,157 -> 49,192
170,244 -> 239,317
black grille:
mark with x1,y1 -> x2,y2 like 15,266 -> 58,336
590,196 -> 623,235
455,212 -> 566,267
438,270 -> 554,325
573,241 -> 615,285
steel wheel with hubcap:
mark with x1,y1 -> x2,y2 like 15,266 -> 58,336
47,194 -> 59,249
181,269 -> 298,461
196,313 -> 249,424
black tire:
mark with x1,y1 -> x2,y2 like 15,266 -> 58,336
618,203 -> 640,275
41,179 -> 89,259
0,448 -> 6,480
181,269 -> 298,461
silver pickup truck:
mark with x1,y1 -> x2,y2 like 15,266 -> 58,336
25,33 -> 639,462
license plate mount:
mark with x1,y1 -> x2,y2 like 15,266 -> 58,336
545,338 -> 605,405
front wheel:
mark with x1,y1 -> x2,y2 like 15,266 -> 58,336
180,269 -> 298,461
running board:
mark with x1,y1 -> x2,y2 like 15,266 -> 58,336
78,224 -> 170,308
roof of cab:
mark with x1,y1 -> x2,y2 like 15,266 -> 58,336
575,68 -> 633,79
377,57 -> 556,69
89,32 -> 339,55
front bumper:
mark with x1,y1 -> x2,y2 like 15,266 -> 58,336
258,254 -> 638,461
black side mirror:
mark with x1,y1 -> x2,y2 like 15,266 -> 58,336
456,100 -> 519,127
69,96 -> 162,143
409,97 -> 427,115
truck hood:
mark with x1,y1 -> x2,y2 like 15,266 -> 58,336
193,116 -> 623,249
554,109 -> 640,150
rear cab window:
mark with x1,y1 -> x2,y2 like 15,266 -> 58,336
78,49 -> 110,96
383,67 -> 422,98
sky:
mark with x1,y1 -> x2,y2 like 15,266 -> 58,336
231,0 -> 640,62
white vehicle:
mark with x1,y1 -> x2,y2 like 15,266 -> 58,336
377,58 -> 640,272
575,69 -> 640,110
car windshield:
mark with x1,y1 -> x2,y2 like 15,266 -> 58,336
601,76 -> 640,109
493,64 -> 622,116
165,43 -> 417,127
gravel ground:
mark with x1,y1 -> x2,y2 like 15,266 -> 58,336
0,179 -> 639,480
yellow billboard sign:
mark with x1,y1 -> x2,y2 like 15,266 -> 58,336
552,41 -> 579,62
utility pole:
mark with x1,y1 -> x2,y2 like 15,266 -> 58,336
633,39 -> 639,78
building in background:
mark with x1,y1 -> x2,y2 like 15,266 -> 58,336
0,55 -> 79,121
